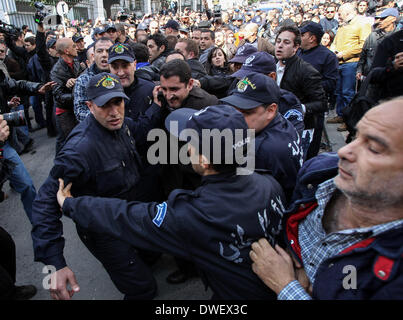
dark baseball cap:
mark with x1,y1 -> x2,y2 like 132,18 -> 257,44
104,23 -> 117,32
220,73 -> 281,110
93,27 -> 105,35
108,43 -> 136,63
375,8 -> 399,18
164,19 -> 180,30
137,22 -> 148,30
72,33 -> 84,42
86,72 -> 129,107
46,37 -> 57,49
229,44 -> 258,64
299,22 -> 324,41
232,51 -> 276,78
165,105 -> 250,165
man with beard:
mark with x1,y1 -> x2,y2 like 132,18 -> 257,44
250,97 -> 403,300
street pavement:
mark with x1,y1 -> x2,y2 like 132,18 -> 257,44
0,110 -> 346,300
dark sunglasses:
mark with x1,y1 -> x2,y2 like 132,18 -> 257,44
327,10 -> 335,13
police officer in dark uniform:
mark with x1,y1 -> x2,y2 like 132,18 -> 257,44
221,73 -> 303,203
108,42 -> 163,206
57,105 -> 287,300
108,43 -> 155,121
227,52 -> 305,136
72,34 -> 87,66
31,72 -> 162,300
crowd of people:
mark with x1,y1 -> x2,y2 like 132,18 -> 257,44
0,0 -> 403,301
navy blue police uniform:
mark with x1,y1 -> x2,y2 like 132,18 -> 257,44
221,73 -> 303,203
108,43 -> 156,120
31,73 -> 162,299
227,52 -> 305,135
108,42 -> 163,202
60,105 -> 287,300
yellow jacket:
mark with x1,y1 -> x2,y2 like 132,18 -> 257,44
331,16 -> 372,63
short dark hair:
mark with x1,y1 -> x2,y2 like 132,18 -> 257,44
131,43 -> 149,63
166,34 -> 178,50
276,25 -> 301,47
135,28 -> 148,39
148,33 -> 168,51
167,51 -> 185,60
24,36 -> 35,45
160,59 -> 191,84
94,37 -> 114,50
200,29 -> 215,40
177,38 -> 199,57
115,23 -> 126,33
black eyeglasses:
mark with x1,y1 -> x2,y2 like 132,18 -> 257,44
327,10 -> 335,13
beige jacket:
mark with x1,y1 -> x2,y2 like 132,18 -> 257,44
331,16 -> 372,63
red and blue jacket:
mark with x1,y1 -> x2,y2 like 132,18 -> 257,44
284,152 -> 403,299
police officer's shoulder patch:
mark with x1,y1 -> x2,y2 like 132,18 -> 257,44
152,202 -> 167,227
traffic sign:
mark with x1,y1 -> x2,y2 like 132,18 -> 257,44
56,1 -> 69,16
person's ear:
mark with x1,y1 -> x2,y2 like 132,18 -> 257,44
86,101 -> 95,115
265,103 -> 277,120
267,72 -> 277,81
187,78 -> 194,91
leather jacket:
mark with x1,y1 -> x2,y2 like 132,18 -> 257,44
50,58 -> 86,111
278,55 -> 327,129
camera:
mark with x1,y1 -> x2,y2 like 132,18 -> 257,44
2,110 -> 26,127
34,2 -> 49,24
0,20 -> 21,41
213,5 -> 222,18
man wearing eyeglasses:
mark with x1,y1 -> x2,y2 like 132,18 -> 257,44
320,3 -> 339,35
104,24 -> 118,43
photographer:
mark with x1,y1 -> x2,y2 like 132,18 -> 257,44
35,23 -> 58,137
0,115 -> 37,300
3,26 -> 35,132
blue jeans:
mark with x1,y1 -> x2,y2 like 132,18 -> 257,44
2,143 -> 36,224
29,96 -> 46,128
12,105 -> 29,136
336,62 -> 357,116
